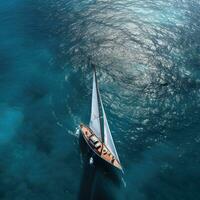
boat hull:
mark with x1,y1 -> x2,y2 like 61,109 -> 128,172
80,123 -> 122,171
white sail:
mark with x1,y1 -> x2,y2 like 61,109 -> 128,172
89,70 -> 102,140
99,96 -> 120,163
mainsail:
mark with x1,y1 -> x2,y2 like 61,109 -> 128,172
89,69 -> 102,140
99,95 -> 120,163
90,65 -> 121,164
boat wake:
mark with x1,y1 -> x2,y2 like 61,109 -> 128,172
74,126 -> 80,138
121,177 -> 127,188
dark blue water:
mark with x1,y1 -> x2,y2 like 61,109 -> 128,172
0,0 -> 200,199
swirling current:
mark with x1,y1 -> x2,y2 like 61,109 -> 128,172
0,0 -> 200,200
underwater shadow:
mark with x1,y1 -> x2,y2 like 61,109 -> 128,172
78,134 -> 123,200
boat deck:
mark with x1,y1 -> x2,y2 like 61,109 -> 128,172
80,124 -> 122,170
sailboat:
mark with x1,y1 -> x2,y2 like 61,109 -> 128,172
80,64 -> 123,171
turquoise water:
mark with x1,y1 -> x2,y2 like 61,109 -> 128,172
0,0 -> 200,199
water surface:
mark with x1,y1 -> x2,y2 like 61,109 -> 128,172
0,0 -> 200,199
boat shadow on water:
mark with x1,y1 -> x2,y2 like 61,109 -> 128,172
78,134 -> 123,200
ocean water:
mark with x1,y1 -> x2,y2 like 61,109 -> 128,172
0,0 -> 200,199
